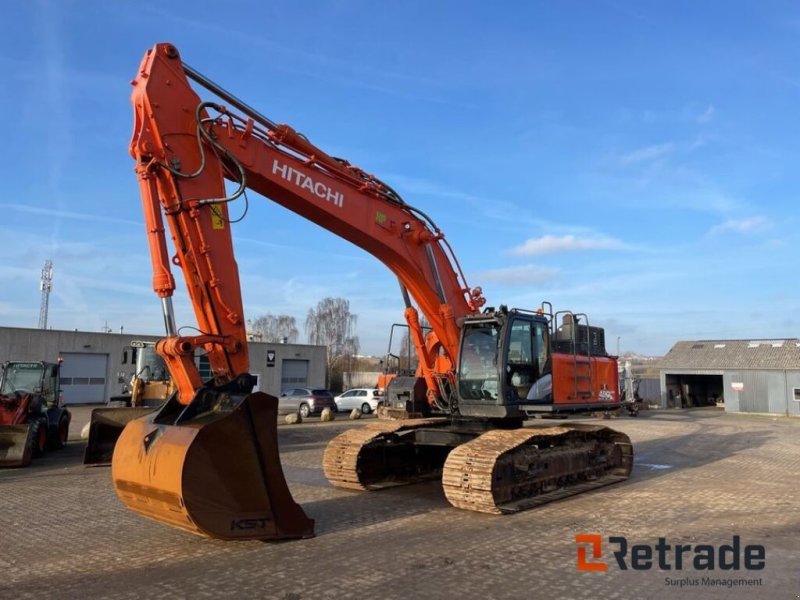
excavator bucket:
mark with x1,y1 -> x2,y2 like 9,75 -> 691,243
0,424 -> 33,467
83,407 -> 158,465
112,389 -> 314,541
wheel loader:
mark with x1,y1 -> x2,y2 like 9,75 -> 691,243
0,360 -> 71,467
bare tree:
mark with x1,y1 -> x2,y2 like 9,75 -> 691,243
249,313 -> 299,343
305,297 -> 359,390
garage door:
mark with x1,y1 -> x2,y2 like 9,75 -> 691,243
60,352 -> 108,404
281,359 -> 309,393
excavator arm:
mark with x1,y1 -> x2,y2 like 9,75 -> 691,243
130,43 -> 484,410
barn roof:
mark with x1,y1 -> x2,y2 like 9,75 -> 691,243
658,339 -> 800,371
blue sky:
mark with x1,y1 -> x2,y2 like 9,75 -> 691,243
1,0 -> 798,357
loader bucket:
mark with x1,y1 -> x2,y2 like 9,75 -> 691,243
0,424 -> 33,467
112,389 -> 315,541
83,407 -> 158,465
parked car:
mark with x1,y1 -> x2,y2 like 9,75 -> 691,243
334,388 -> 383,414
279,388 -> 336,418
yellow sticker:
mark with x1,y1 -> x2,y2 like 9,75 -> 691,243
211,207 -> 225,230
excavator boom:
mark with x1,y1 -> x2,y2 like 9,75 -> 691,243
130,44 -> 486,407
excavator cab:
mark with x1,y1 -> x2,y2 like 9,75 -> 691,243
457,309 -> 551,418
457,306 -> 620,417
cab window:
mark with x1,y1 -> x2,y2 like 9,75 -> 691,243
506,319 -> 534,399
458,323 -> 501,401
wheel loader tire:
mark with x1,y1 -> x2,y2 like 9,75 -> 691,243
50,416 -> 69,450
29,418 -> 48,458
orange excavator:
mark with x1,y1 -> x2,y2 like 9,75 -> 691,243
114,43 -> 633,541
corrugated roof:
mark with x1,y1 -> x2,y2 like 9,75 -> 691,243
658,339 -> 800,370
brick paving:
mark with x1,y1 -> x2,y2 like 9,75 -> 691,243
1,408 -> 798,599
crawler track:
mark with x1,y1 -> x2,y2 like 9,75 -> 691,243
442,424 -> 633,514
323,418 -> 447,490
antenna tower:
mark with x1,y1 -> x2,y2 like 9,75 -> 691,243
38,259 -> 53,329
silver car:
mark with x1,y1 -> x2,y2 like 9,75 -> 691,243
334,388 -> 382,414
278,388 -> 336,418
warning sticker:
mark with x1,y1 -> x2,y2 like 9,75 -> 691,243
211,207 -> 225,230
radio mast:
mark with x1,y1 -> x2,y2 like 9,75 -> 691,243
38,259 -> 53,329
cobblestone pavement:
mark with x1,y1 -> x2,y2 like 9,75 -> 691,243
1,408 -> 798,599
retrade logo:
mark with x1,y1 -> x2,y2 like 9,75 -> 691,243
575,534 -> 608,571
575,534 -> 765,572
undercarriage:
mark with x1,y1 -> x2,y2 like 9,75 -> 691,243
323,418 -> 633,513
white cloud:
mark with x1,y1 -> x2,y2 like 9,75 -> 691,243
475,264 -> 559,286
509,234 -> 627,256
707,216 -> 770,236
696,104 -> 715,123
620,142 -> 675,164
0,203 -> 141,227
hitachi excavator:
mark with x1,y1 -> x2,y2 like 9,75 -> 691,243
114,43 -> 633,541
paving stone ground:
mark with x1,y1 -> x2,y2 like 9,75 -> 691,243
1,407 -> 798,599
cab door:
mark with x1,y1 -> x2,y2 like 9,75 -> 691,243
504,315 -> 550,404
